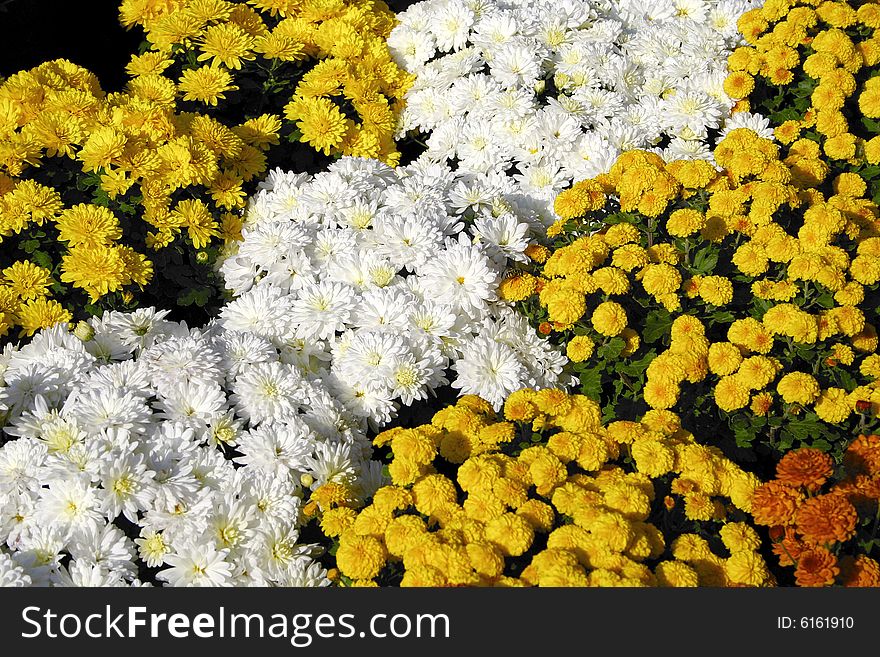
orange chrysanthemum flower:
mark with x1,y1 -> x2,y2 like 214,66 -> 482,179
844,434 -> 880,477
835,473 -> 880,511
770,526 -> 806,567
795,494 -> 858,545
840,555 -> 880,587
775,448 -> 833,491
795,548 -> 840,587
751,481 -> 805,526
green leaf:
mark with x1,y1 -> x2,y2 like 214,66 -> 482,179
22,239 -> 41,254
751,297 -> 774,318
615,350 -> 655,378
598,337 -> 626,360
783,414 -> 823,441
770,107 -> 803,124
643,309 -> 673,344
777,431 -> 795,452
863,117 -> 880,133
810,438 -> 832,452
814,291 -> 835,309
579,366 -> 603,402
710,310 -> 736,324
91,188 -> 111,206
766,415 -> 784,428
31,250 -> 53,271
734,425 -> 756,448
828,366 -> 857,392
691,246 -> 718,275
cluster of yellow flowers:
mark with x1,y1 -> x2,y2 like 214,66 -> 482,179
320,391 -> 771,587
0,58 -> 264,238
0,62 -> 170,334
0,59 -> 261,333
724,0 -> 880,163
119,0 -> 410,164
0,1 -> 411,336
0,258 -> 69,337
508,128 -> 880,429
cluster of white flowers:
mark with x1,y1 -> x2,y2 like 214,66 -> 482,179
220,156 -> 569,418
0,156 -> 570,586
0,316 -> 378,586
0,0 -> 784,588
390,0 -> 773,224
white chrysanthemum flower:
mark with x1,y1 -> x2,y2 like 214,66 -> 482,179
275,559 -> 331,587
231,361 -> 303,425
350,287 -> 414,332
206,410 -> 243,448
218,253 -> 260,295
104,308 -> 177,351
664,89 -> 724,139
372,214 -> 444,271
79,360 -> 152,399
14,524 -> 66,580
387,25 -> 437,70
0,551 -> 32,587
456,117 -> 507,173
708,1 -> 751,39
0,364 -> 64,420
208,495 -> 257,553
0,438 -> 47,495
388,354 -> 437,406
215,331 -> 277,382
307,228 -> 359,269
68,523 -> 137,579
0,490 -> 37,548
99,452 -> 156,523
242,472 -> 301,529
154,381 -> 227,430
52,560 -> 128,587
429,0 -> 475,52
418,239 -> 500,317
289,280 -> 357,341
135,529 -> 170,568
220,285 -> 294,340
40,438 -> 104,488
140,488 -> 212,544
35,476 -> 105,534
64,387 -> 152,435
236,221 -> 311,267
251,524 -> 316,582
140,335 -> 223,390
472,212 -> 531,264
304,441 -> 356,489
158,542 -> 234,587
334,330 -> 410,384
234,422 -> 313,476
664,136 -> 715,162
452,334 -> 527,409
672,0 -> 709,22
721,110 -> 776,141
276,337 -> 331,378
328,376 -> 396,428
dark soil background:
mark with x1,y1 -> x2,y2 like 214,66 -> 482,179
0,0 -> 417,89
0,0 -> 140,89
